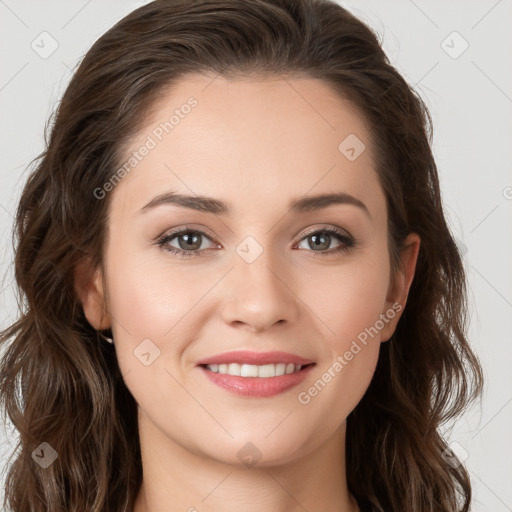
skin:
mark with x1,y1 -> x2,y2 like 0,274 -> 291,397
75,73 -> 420,512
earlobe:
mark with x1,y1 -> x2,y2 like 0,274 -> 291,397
381,232 -> 421,342
73,257 -> 111,331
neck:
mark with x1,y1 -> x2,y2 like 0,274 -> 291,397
133,410 -> 359,512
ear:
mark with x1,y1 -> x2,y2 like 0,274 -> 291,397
381,232 -> 421,342
74,256 -> 111,331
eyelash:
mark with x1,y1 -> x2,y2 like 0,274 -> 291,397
155,225 -> 356,259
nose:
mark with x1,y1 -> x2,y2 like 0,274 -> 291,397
220,248 -> 300,333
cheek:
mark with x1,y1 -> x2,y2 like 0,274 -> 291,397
293,260 -> 388,437
294,248 -> 390,402
301,253 -> 391,348
104,245 -> 211,375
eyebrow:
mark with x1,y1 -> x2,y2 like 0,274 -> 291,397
138,190 -> 370,218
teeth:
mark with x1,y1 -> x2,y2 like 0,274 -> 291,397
275,363 -> 286,376
256,364 -> 275,378
286,363 -> 295,375
206,362 -> 304,378
241,364 -> 258,377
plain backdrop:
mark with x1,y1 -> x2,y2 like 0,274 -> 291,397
1,1 -> 511,510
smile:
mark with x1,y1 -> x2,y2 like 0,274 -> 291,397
204,362 -> 307,378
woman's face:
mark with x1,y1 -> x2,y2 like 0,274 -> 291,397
81,73 -> 419,466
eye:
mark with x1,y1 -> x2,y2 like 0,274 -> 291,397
156,228 -> 219,258
294,227 -> 355,256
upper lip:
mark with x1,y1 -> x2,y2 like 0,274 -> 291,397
196,350 -> 315,366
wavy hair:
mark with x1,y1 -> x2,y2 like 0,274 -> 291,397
0,0 -> 484,510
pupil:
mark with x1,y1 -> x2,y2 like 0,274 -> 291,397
310,233 -> 329,250
181,232 -> 200,250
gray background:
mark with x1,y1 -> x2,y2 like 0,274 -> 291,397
1,0 -> 511,510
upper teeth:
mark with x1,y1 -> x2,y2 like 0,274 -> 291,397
206,363 -> 303,378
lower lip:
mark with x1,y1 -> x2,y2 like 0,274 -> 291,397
199,364 -> 315,397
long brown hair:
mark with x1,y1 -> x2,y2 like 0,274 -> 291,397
0,1 -> 484,510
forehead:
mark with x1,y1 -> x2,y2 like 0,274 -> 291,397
110,73 -> 386,223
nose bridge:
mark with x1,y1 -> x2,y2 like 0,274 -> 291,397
221,236 -> 298,331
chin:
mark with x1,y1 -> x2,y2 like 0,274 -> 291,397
198,431 -> 312,468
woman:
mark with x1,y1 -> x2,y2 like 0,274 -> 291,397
0,0 -> 484,511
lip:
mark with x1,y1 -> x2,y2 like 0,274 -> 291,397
199,364 -> 315,398
196,350 -> 316,398
196,350 -> 314,366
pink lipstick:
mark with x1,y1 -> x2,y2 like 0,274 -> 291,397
196,350 -> 315,398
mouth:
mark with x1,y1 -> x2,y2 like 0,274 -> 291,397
200,362 -> 315,378
196,351 -> 316,398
